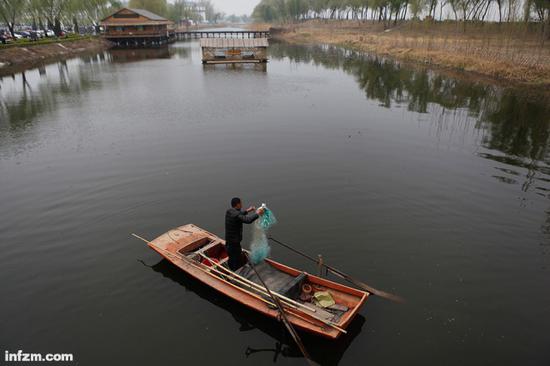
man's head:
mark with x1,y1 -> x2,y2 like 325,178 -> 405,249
231,197 -> 242,210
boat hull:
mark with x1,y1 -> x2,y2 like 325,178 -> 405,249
147,224 -> 369,339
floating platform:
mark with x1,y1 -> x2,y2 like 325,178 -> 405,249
200,38 -> 269,64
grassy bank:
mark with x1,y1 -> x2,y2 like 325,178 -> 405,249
269,20 -> 550,87
0,37 -> 110,76
0,34 -> 99,50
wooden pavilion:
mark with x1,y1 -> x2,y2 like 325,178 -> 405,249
100,8 -> 175,47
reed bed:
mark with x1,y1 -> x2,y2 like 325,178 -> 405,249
271,20 -> 550,86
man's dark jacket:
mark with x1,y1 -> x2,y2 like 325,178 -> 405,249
225,207 -> 259,244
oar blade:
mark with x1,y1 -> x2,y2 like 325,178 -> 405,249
359,283 -> 405,304
328,267 -> 405,303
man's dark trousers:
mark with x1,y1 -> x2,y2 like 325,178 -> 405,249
226,241 -> 243,271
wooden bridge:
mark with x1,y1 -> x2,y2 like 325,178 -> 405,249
175,30 -> 270,40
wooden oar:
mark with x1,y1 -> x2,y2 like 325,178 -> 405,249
197,253 -> 318,313
190,255 -> 339,335
245,254 -> 318,366
197,253 -> 347,334
268,237 -> 404,304
132,234 -> 288,311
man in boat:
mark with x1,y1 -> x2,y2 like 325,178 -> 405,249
225,197 -> 264,271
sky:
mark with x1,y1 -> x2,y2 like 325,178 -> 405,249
207,0 -> 258,16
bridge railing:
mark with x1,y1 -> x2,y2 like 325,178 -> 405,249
175,30 -> 271,40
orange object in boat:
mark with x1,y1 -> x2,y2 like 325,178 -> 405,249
201,257 -> 219,267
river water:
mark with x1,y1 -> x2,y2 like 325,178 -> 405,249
1,40 -> 549,366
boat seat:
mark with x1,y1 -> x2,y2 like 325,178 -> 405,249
186,240 -> 220,257
196,241 -> 219,254
236,262 -> 306,299
278,272 -> 306,299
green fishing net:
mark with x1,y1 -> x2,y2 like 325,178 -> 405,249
250,205 -> 277,264
256,206 -> 277,230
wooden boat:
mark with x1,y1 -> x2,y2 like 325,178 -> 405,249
146,224 -> 369,339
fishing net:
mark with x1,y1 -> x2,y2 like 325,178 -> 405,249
249,205 -> 277,264
256,205 -> 277,230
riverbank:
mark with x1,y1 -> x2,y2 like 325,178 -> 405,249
269,21 -> 550,89
0,37 -> 110,76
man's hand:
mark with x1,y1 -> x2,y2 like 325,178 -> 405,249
246,206 -> 256,213
257,207 -> 265,216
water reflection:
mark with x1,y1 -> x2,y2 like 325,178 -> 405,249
0,46 -> 190,141
0,58 -> 103,133
480,91 -> 550,195
203,63 -> 267,73
146,259 -> 364,365
3,41 -> 550,196
108,47 -> 176,63
270,43 -> 550,194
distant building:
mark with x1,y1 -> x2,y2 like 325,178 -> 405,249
100,8 -> 175,47
185,1 -> 207,23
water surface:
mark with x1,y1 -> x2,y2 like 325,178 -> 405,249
1,41 -> 549,366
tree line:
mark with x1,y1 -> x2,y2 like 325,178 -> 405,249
0,0 -> 122,37
252,0 -> 550,26
0,0 -> 224,38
